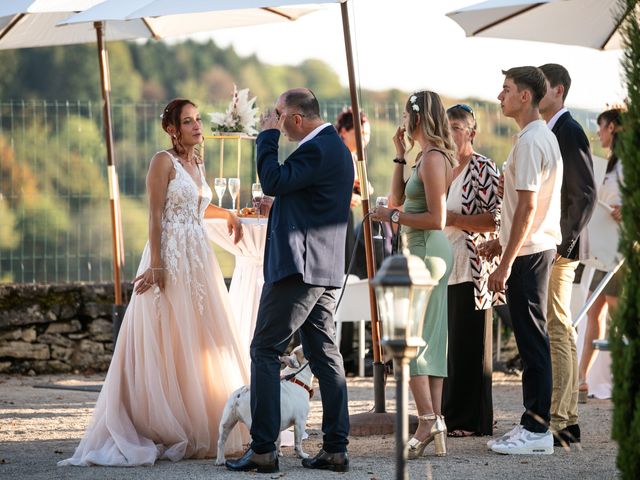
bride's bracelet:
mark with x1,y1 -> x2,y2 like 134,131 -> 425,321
149,267 -> 165,283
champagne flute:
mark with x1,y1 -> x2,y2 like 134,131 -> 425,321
373,196 -> 388,240
228,177 -> 240,212
252,182 -> 263,218
214,177 -> 227,208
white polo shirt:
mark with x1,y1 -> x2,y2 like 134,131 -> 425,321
500,119 -> 563,256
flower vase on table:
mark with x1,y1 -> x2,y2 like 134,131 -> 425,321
206,85 -> 259,213
209,84 -> 259,137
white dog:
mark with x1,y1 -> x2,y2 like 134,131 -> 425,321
215,345 -> 314,465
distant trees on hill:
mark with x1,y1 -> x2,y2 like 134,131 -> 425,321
0,39 -> 345,105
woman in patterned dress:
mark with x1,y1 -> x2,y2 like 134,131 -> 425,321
441,104 -> 502,437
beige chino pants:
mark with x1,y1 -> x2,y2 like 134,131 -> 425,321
547,256 -> 580,431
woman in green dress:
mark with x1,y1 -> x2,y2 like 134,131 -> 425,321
371,90 -> 455,458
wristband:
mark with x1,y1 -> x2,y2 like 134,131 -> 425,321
393,157 -> 407,165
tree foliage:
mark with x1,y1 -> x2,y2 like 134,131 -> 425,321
611,1 -> 640,478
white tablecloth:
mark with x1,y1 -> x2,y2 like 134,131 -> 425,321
205,216 -> 308,447
204,217 -> 267,363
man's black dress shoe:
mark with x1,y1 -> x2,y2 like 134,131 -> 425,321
554,424 -> 581,447
225,449 -> 279,473
302,449 -> 349,472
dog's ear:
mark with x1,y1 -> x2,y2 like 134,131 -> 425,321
279,354 -> 300,369
294,346 -> 306,365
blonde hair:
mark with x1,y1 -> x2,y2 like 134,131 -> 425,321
406,91 -> 457,167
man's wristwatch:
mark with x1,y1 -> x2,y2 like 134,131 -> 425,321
390,209 -> 401,224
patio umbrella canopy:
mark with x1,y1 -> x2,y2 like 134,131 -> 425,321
59,0 -> 326,38
446,0 -> 639,50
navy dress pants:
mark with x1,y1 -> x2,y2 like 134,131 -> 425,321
249,274 -> 350,454
506,250 -> 555,433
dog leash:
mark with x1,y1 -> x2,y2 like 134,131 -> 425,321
282,361 -> 310,381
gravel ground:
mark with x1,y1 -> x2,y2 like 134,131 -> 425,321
0,372 -> 618,480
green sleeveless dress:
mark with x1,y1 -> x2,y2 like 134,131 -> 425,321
404,162 -> 453,378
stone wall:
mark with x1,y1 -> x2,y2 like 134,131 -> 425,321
0,283 -> 133,375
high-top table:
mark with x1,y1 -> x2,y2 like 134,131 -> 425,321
204,217 -> 268,362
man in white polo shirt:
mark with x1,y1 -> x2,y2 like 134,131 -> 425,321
483,66 -> 563,455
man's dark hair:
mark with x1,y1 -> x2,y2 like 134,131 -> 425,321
335,107 -> 368,132
283,88 -> 320,119
539,63 -> 572,101
502,66 -> 547,107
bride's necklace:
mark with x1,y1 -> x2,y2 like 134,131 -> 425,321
175,151 -> 201,186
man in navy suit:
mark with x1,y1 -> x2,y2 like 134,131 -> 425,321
538,63 -> 596,447
226,88 -> 353,473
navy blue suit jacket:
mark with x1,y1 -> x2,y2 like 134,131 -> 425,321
552,111 -> 597,259
257,125 -> 354,287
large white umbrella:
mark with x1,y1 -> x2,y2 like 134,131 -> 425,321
446,0 -> 639,50
58,0 -> 324,39
0,0 -> 321,47
64,0 -> 388,423
0,1 -> 329,307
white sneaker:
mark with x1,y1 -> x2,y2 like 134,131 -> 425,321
486,425 -> 522,450
490,428 -> 554,455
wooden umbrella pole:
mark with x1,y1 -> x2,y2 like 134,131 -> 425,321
341,1 -> 385,413
95,21 -> 124,305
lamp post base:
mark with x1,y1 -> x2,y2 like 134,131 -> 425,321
349,360 -> 418,436
350,412 -> 419,436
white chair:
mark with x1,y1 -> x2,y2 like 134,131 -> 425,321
335,276 -> 373,377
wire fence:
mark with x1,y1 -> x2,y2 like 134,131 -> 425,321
0,99 -> 601,284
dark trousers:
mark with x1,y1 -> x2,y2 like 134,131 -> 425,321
250,274 -> 350,454
506,250 -> 555,433
443,282 -> 493,435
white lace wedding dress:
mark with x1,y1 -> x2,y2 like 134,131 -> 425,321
60,151 -> 249,466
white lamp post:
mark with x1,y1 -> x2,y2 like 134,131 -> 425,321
370,252 -> 438,480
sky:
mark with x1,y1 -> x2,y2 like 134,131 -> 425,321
192,0 -> 626,111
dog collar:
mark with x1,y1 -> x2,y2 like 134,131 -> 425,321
288,377 -> 314,399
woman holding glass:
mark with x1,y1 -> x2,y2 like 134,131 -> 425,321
441,104 -> 502,437
60,99 -> 247,466
578,107 -> 624,401
371,91 -> 455,458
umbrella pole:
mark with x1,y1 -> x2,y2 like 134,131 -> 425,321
341,1 -> 395,435
94,22 -> 127,334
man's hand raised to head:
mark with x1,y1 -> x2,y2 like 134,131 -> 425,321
260,108 -> 285,132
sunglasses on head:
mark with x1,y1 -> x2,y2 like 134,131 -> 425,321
447,104 -> 475,119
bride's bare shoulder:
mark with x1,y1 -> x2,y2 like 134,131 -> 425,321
147,151 -> 175,182
149,150 -> 175,170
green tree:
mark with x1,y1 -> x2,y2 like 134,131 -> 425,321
12,116 -> 106,204
611,1 -> 640,478
108,42 -> 143,103
0,197 -> 19,250
298,59 -> 343,99
0,50 -> 19,98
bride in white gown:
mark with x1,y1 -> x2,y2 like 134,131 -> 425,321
60,99 -> 249,466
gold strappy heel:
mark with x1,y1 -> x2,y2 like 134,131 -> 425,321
408,414 -> 447,459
